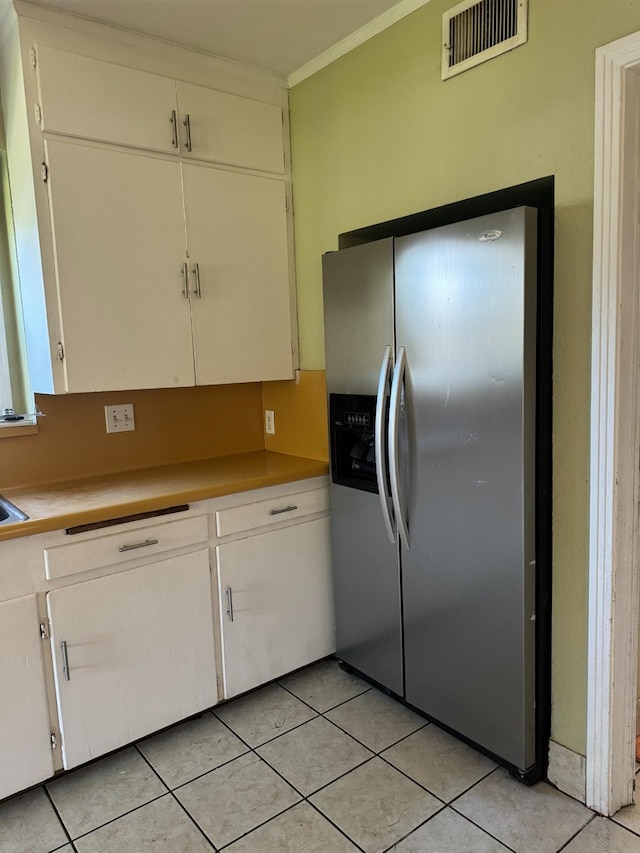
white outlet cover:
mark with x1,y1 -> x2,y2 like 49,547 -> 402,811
265,409 -> 275,435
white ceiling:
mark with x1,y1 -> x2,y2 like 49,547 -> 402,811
26,0 -> 423,79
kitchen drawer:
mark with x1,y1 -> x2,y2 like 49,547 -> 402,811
215,488 -> 329,538
44,515 -> 209,580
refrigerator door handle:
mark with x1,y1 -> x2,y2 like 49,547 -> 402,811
375,345 -> 396,545
389,346 -> 410,550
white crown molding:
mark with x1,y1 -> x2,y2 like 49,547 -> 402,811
287,0 -> 434,88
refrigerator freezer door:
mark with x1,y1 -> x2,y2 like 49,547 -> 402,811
395,207 -> 537,772
329,484 -> 403,695
323,238 -> 403,695
323,238 -> 395,395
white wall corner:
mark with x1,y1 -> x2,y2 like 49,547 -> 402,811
548,740 -> 586,803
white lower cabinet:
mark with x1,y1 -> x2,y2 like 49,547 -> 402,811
216,517 -> 334,699
0,478 -> 332,799
0,595 -> 54,800
47,549 -> 217,769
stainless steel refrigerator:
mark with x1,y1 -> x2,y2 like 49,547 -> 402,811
323,206 -> 539,778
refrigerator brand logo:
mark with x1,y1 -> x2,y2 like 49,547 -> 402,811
479,230 -> 504,242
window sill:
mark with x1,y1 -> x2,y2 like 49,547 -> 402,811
0,419 -> 38,438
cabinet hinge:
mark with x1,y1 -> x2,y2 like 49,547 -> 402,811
41,161 -> 49,183
35,103 -> 42,126
216,675 -> 221,693
56,341 -> 64,361
39,620 -> 49,640
285,197 -> 289,213
30,47 -> 37,68
50,730 -> 58,750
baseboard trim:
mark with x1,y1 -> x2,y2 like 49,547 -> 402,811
548,740 -> 586,803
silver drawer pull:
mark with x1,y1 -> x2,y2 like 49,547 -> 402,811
118,539 -> 159,553
61,640 -> 70,682
269,505 -> 298,516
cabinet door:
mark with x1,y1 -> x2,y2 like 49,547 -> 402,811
45,139 -> 194,392
176,81 -> 284,174
183,163 -> 294,384
0,595 -> 54,799
216,517 -> 334,699
47,550 -> 217,770
36,46 -> 179,154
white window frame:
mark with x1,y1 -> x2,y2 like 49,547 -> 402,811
0,149 -> 34,431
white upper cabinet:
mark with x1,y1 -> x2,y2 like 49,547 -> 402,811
175,81 -> 284,174
34,47 -> 285,174
184,163 -> 293,384
35,46 -> 180,154
45,139 -> 195,392
2,19 -> 294,394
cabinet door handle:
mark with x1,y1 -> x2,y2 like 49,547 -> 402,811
60,640 -> 70,682
192,262 -> 202,298
268,505 -> 298,516
170,109 -> 179,148
225,587 -> 234,622
118,539 -> 159,553
181,263 -> 190,298
183,113 -> 192,151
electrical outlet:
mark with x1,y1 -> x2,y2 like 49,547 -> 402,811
265,409 -> 275,435
105,404 -> 135,433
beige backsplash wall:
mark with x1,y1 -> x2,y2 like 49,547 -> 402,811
262,370 -> 328,463
0,383 -> 265,489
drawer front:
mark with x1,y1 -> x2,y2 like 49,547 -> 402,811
44,515 -> 209,580
215,488 -> 328,538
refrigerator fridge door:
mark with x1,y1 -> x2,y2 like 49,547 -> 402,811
395,207 -> 538,772
322,239 -> 403,695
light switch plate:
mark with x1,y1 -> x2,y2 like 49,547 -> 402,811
105,404 -> 135,433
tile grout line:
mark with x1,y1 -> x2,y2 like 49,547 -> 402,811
132,743 -> 218,850
211,698 -> 371,851
610,813 -> 640,840
554,813 -> 598,852
42,783 -> 75,849
235,697 -> 445,851
66,789 -> 171,843
443,806 -> 519,853
211,677 -> 492,850
213,707 -> 321,749
162,746 -> 253,794
277,675 -> 373,714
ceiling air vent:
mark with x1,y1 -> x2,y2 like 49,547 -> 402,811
442,0 -> 528,80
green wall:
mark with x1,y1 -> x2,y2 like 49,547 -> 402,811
290,0 -> 640,756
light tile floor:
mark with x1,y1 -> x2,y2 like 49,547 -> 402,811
3,659 -> 640,852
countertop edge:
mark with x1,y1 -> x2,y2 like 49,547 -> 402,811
0,454 -> 329,542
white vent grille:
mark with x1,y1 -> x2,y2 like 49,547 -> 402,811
442,0 -> 528,80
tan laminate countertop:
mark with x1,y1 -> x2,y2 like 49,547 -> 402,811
0,451 -> 329,542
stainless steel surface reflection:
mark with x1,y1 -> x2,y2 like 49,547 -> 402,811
0,496 -> 29,525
